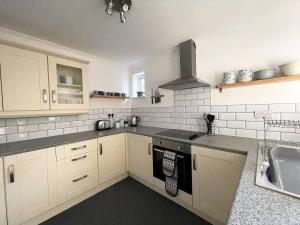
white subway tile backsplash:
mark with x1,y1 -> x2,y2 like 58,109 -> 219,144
48,129 -> 63,137
190,87 -> 204,93
7,133 -> 28,142
71,121 -> 84,127
236,129 -> 257,138
219,128 -> 235,136
39,123 -> 56,131
227,105 -> 245,112
174,118 -> 185,124
175,95 -> 186,101
246,104 -> 268,113
246,121 -> 264,130
0,135 -> 6,143
235,113 -> 255,121
296,104 -> 300,113
186,94 -> 197,100
211,105 -> 226,112
186,106 -> 198,113
281,132 -> 300,142
281,113 -> 300,121
27,117 -> 46,125
257,131 -> 281,140
29,131 -> 47,139
18,125 -> 38,133
6,118 -> 27,126
197,106 -> 211,113
64,127 -> 78,134
175,100 -> 190,107
190,100 -> 204,106
219,113 -> 235,120
214,120 -> 226,128
3,126 -> 18,135
47,116 -> 62,123
197,92 -> 210,99
227,121 -> 245,129
269,103 -> 295,112
56,122 -> 71,129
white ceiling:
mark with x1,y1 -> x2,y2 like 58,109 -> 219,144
0,0 -> 296,65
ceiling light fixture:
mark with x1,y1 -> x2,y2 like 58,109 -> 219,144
104,0 -> 132,23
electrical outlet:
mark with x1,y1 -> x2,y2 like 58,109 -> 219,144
255,110 -> 272,119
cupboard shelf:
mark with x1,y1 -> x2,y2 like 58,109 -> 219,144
90,95 -> 130,100
58,83 -> 83,88
217,75 -> 300,92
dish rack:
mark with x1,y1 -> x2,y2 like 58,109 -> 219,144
263,118 -> 300,147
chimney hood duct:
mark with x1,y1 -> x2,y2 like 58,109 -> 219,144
159,39 -> 210,90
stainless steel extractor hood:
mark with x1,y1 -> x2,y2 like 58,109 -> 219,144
159,39 -> 210,90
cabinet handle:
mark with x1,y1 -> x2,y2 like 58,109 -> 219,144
193,154 -> 197,171
72,174 -> 88,183
8,165 -> 15,183
42,89 -> 48,103
99,143 -> 103,155
52,90 -> 56,103
148,143 -> 152,155
71,155 -> 87,162
71,145 -> 86,151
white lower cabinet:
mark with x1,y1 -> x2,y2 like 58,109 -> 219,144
0,158 -> 7,225
192,146 -> 246,224
56,139 -> 98,204
98,134 -> 126,185
127,133 -> 153,184
4,148 -> 57,225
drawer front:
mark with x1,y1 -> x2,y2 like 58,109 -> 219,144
64,139 -> 97,158
58,169 -> 98,203
57,151 -> 98,181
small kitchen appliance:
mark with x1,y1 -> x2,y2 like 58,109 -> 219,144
203,114 -> 215,135
128,115 -> 140,127
95,120 -> 111,130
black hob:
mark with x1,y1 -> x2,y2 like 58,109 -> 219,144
157,129 -> 205,140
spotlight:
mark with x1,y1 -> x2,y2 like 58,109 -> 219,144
105,0 -> 113,15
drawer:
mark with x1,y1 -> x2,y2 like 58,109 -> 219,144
56,139 -> 98,160
58,169 -> 98,203
57,150 -> 98,181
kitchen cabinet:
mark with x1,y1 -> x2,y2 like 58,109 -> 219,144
98,134 -> 126,185
0,158 -> 7,225
192,146 -> 245,224
3,148 -> 57,225
127,133 -> 153,184
48,55 -> 89,110
0,44 -> 49,111
56,139 -> 98,203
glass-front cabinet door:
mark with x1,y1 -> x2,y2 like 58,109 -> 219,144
48,56 -> 89,110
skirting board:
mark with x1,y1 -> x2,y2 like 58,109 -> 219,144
23,173 -> 128,225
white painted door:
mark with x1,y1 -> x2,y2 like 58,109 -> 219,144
98,133 -> 126,184
192,146 -> 245,224
48,56 -> 89,110
127,133 -> 153,184
0,158 -> 7,225
4,148 -> 56,225
0,44 -> 49,111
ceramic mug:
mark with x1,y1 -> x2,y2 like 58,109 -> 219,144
223,72 -> 236,84
238,69 -> 253,82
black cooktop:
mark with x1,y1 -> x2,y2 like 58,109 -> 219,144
157,129 -> 206,140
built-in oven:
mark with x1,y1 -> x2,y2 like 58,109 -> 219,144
152,138 -> 192,195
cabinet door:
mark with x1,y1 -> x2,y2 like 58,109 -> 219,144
192,146 -> 245,224
48,56 -> 89,110
0,44 -> 49,111
127,134 -> 153,184
4,148 -> 56,225
0,158 -> 7,225
98,134 -> 126,184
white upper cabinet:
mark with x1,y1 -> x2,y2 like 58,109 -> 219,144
48,56 -> 89,110
0,44 -> 49,111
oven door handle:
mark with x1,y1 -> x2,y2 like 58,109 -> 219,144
193,154 -> 198,170
153,148 -> 185,159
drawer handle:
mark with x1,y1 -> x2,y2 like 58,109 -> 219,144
8,165 -> 15,183
71,155 -> 87,162
99,143 -> 103,155
71,145 -> 87,151
193,154 -> 197,171
73,174 -> 88,183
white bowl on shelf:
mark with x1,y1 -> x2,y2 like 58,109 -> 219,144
279,60 -> 300,76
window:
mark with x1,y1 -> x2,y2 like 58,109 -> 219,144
132,72 -> 145,97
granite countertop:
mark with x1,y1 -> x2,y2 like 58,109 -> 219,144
0,126 -> 299,224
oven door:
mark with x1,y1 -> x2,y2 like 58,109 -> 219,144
153,146 -> 192,194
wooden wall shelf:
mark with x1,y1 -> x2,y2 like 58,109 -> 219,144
217,75 -> 300,92
90,95 -> 129,100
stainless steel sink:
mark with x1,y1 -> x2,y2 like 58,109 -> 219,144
256,142 -> 300,198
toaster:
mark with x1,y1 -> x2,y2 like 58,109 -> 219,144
95,120 -> 111,130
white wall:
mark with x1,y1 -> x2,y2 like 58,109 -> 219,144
0,27 -> 131,109
131,0 -> 300,106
